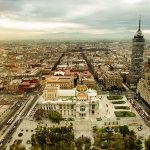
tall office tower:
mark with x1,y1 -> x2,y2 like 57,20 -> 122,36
128,17 -> 145,90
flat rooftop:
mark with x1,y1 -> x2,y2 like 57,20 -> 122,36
46,76 -> 73,83
0,105 -> 10,114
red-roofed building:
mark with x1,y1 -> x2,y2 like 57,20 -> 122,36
19,77 -> 40,92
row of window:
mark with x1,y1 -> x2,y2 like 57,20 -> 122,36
60,110 -> 74,116
59,105 -> 74,109
46,94 -> 57,98
60,84 -> 73,88
48,83 -> 73,88
42,105 -> 56,110
41,104 -> 95,111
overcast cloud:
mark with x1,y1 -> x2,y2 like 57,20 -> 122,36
0,0 -> 150,40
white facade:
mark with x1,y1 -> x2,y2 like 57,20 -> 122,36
38,84 -> 99,119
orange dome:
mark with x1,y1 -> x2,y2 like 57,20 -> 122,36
77,92 -> 87,100
76,85 -> 88,92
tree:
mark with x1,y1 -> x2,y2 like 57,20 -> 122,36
84,137 -> 91,150
47,111 -> 63,124
113,139 -> 125,150
145,136 -> 150,150
10,143 -> 26,150
93,126 -> 142,150
136,139 -> 143,150
119,125 -> 130,137
31,125 -> 75,150
34,109 -> 45,120
75,136 -> 91,150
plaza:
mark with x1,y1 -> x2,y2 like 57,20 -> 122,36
5,94 -> 150,150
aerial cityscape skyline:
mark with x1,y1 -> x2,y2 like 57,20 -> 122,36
0,1 -> 150,150
0,0 -> 150,40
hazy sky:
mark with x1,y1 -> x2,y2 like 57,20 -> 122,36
0,0 -> 150,40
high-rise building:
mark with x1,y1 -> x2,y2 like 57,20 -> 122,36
128,17 -> 145,89
137,71 -> 150,106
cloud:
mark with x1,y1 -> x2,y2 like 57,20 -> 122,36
0,0 -> 150,40
0,18 -> 87,31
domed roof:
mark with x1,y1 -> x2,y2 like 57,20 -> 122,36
76,92 -> 87,100
76,84 -> 88,92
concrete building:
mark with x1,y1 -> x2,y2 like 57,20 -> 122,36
18,77 -> 40,92
82,77 -> 96,89
128,17 -> 145,89
38,84 -> 99,119
43,85 -> 59,100
0,99 -> 11,120
103,71 -> 123,90
6,79 -> 21,93
15,68 -> 42,78
137,71 -> 150,106
46,76 -> 74,89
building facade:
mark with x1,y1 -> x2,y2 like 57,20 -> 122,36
103,71 -> 123,90
42,85 -> 59,100
128,18 -> 145,89
82,78 -> 96,89
46,76 -> 74,89
38,84 -> 99,119
137,71 -> 150,106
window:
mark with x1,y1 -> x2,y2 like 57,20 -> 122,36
92,110 -> 95,114
71,105 -> 74,109
92,105 -> 95,109
59,105 -> 62,109
80,106 -> 85,112
71,110 -> 73,115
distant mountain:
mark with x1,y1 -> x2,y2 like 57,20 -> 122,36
38,32 -> 133,40
40,32 -> 100,40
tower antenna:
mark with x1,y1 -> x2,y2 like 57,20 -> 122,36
138,15 -> 141,31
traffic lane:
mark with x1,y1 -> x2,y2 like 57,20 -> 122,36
0,104 -> 21,131
0,119 -> 22,150
0,95 -> 38,149
129,99 -> 150,126
22,96 -> 38,117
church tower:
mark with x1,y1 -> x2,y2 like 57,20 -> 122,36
128,16 -> 145,89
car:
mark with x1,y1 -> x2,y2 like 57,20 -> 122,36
96,118 -> 102,121
8,130 -> 12,133
8,140 -> 11,143
26,140 -> 31,144
29,118 -> 34,121
63,118 -> 68,121
8,137 -> 12,143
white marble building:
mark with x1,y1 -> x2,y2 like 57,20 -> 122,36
38,84 -> 99,119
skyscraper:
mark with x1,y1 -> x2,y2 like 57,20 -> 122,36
128,17 -> 145,90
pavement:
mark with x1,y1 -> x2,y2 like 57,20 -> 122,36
3,94 -> 150,150
0,95 -> 38,150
